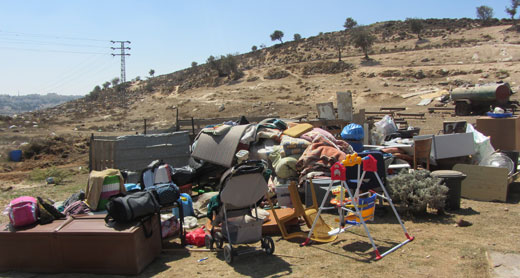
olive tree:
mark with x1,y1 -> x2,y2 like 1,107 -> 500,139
293,33 -> 302,42
270,30 -> 284,44
407,18 -> 424,40
350,26 -> 376,60
111,77 -> 120,87
476,5 -> 494,25
343,17 -> 357,30
506,0 -> 519,24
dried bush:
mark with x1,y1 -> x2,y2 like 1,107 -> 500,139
387,169 -> 448,214
302,61 -> 354,75
264,68 -> 290,80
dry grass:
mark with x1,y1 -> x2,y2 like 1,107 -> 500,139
1,176 -> 519,277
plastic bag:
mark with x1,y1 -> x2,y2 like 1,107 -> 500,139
161,215 -> 180,238
371,115 -> 397,145
185,227 -> 206,247
341,123 -> 364,141
466,124 -> 494,164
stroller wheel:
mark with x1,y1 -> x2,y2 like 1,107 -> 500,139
215,231 -> 224,249
224,244 -> 233,264
262,236 -> 275,255
205,234 -> 214,250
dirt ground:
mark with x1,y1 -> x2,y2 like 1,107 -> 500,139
1,24 -> 520,277
2,188 -> 519,278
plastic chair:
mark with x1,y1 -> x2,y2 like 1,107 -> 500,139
266,181 -> 337,243
413,137 -> 432,170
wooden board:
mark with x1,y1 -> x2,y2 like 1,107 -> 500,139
453,164 -> 509,202
336,91 -> 353,122
316,102 -> 336,120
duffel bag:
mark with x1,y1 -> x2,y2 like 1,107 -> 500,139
148,183 -> 180,207
105,191 -> 160,223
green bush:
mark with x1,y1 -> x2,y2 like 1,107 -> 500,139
29,167 -> 70,184
387,169 -> 448,214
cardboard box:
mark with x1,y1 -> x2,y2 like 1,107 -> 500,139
476,116 -> 520,152
0,215 -> 161,275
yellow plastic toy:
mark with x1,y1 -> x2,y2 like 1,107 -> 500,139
342,153 -> 362,167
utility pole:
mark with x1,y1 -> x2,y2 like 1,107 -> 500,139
110,40 -> 131,83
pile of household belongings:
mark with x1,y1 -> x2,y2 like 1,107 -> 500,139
190,117 -> 356,203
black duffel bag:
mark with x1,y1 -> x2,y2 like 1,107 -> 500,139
105,191 -> 160,223
171,166 -> 196,186
148,182 -> 180,207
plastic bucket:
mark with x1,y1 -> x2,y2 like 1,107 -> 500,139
9,150 -> 22,162
274,184 -> 292,208
346,140 -> 364,152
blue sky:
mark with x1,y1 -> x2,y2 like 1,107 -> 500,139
0,0 -> 512,96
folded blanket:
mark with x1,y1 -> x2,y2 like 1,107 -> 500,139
280,135 -> 310,157
301,127 -> 336,143
296,135 -> 354,184
257,127 -> 282,142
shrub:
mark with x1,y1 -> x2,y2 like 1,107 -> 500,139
264,68 -> 290,79
387,169 -> 448,215
29,167 -> 70,184
302,61 -> 354,75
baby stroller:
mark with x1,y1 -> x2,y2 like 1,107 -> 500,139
205,160 -> 274,264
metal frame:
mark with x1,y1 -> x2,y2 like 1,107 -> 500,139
301,158 -> 414,260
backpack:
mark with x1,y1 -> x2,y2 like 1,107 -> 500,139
105,191 -> 160,223
7,196 -> 39,228
148,183 -> 180,207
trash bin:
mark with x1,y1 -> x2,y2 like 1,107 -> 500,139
430,170 -> 466,211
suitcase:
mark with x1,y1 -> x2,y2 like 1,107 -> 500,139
0,214 -> 162,275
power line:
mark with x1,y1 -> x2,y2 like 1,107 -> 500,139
40,55 -> 112,93
0,37 -> 108,48
111,40 -> 131,83
0,30 -> 109,42
0,46 -> 109,55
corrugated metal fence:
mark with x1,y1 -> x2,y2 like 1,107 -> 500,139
89,131 -> 191,172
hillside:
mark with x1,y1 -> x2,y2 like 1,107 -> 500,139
0,93 -> 80,115
35,19 -> 520,129
1,18 -> 520,172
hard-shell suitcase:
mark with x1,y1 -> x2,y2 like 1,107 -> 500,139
0,214 -> 161,275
